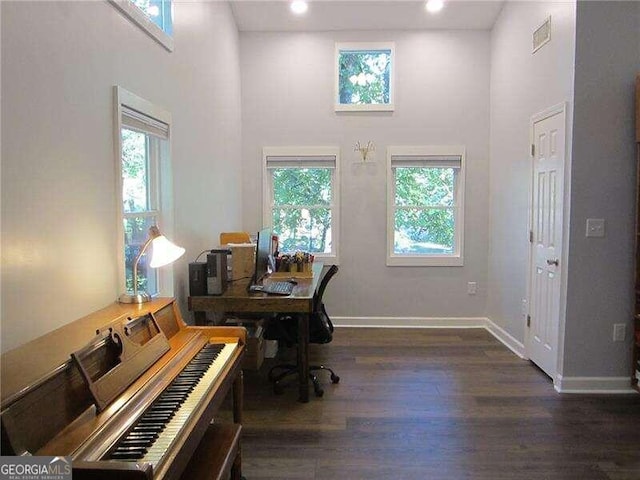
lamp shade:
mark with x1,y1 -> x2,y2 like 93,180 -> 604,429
118,225 -> 185,304
149,235 -> 185,268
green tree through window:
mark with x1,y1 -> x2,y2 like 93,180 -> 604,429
271,168 -> 332,253
336,43 -> 394,110
264,148 -> 339,258
394,167 -> 455,253
339,50 -> 390,104
387,146 -> 465,266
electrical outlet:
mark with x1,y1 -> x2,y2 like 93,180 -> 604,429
613,323 -> 626,342
586,218 -> 605,238
467,282 -> 477,295
521,298 -> 528,316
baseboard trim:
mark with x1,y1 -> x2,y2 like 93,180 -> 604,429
554,375 -> 637,394
332,316 -> 487,329
484,318 -> 527,359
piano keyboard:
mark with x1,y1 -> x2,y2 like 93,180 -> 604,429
107,341 -> 237,463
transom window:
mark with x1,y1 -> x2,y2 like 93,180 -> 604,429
387,146 -> 465,266
335,42 -> 394,112
263,147 -> 340,261
110,0 -> 174,51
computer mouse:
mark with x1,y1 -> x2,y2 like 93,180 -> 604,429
287,279 -> 298,285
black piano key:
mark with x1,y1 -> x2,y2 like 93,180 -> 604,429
165,385 -> 193,392
110,452 -> 146,461
110,451 -> 146,460
149,405 -> 176,415
139,414 -> 172,423
112,446 -> 147,456
119,439 -> 153,447
158,394 -> 187,400
131,424 -> 164,432
170,380 -> 197,386
153,401 -> 180,409
125,434 -> 158,442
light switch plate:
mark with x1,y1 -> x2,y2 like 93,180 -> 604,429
586,218 -> 605,238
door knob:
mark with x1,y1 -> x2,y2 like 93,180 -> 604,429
546,258 -> 559,266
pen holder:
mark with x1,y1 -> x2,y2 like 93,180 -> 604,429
272,252 -> 314,278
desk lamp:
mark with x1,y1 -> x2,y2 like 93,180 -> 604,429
119,225 -> 185,304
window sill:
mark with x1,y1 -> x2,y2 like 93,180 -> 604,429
312,254 -> 339,266
386,255 -> 463,267
335,103 -> 394,113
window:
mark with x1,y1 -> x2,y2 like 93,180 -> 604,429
115,86 -> 176,297
387,146 -> 465,266
335,42 -> 394,112
110,0 -> 174,51
263,147 -> 340,261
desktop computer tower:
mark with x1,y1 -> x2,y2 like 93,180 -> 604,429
207,250 -> 228,295
188,262 -> 208,296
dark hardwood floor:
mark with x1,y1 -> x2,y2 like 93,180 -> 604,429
237,328 -> 640,480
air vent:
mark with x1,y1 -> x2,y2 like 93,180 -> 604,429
533,16 -> 551,53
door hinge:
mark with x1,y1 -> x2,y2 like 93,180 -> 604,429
529,230 -> 533,243
527,314 -> 531,327
531,144 -> 535,157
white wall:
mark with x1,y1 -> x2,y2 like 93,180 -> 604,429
0,1 -> 242,352
487,1 -> 576,343
241,30 -> 491,319
563,0 -> 640,378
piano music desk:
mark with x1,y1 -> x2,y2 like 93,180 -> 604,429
189,262 -> 324,403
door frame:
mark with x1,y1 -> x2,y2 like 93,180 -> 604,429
525,101 -> 569,387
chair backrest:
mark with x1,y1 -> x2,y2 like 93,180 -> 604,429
265,265 -> 339,345
219,232 -> 251,245
313,265 -> 339,312
308,265 -> 338,343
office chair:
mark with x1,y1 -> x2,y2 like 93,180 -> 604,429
267,265 -> 340,397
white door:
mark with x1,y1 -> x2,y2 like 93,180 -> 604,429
527,105 -> 566,379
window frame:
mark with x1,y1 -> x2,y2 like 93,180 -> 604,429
386,145 -> 466,267
262,146 -> 340,263
109,0 -> 174,52
114,86 -> 176,297
335,42 -> 395,112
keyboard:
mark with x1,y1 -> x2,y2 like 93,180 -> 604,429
262,281 -> 294,295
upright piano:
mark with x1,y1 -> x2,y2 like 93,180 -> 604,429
0,297 -> 245,480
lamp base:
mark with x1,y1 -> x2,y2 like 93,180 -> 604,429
118,292 -> 152,304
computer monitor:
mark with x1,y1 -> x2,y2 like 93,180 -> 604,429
253,227 -> 273,284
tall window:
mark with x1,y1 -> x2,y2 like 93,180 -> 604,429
263,147 -> 340,261
110,0 -> 174,51
387,146 -> 465,266
335,42 -> 395,112
115,87 -> 175,296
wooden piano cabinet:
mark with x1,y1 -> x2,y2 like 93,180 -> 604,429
179,423 -> 242,480
0,298 -> 246,480
72,461 -> 153,480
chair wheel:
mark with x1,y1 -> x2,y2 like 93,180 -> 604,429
274,384 -> 284,395
331,374 -> 340,384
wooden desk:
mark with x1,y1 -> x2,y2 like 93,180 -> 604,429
188,262 -> 323,403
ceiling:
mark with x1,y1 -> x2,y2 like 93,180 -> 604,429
230,1 -> 506,32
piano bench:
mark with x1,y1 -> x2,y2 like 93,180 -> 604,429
180,423 -> 242,480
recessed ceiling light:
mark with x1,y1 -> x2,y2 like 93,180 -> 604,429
290,1 -> 308,15
426,0 -> 444,14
